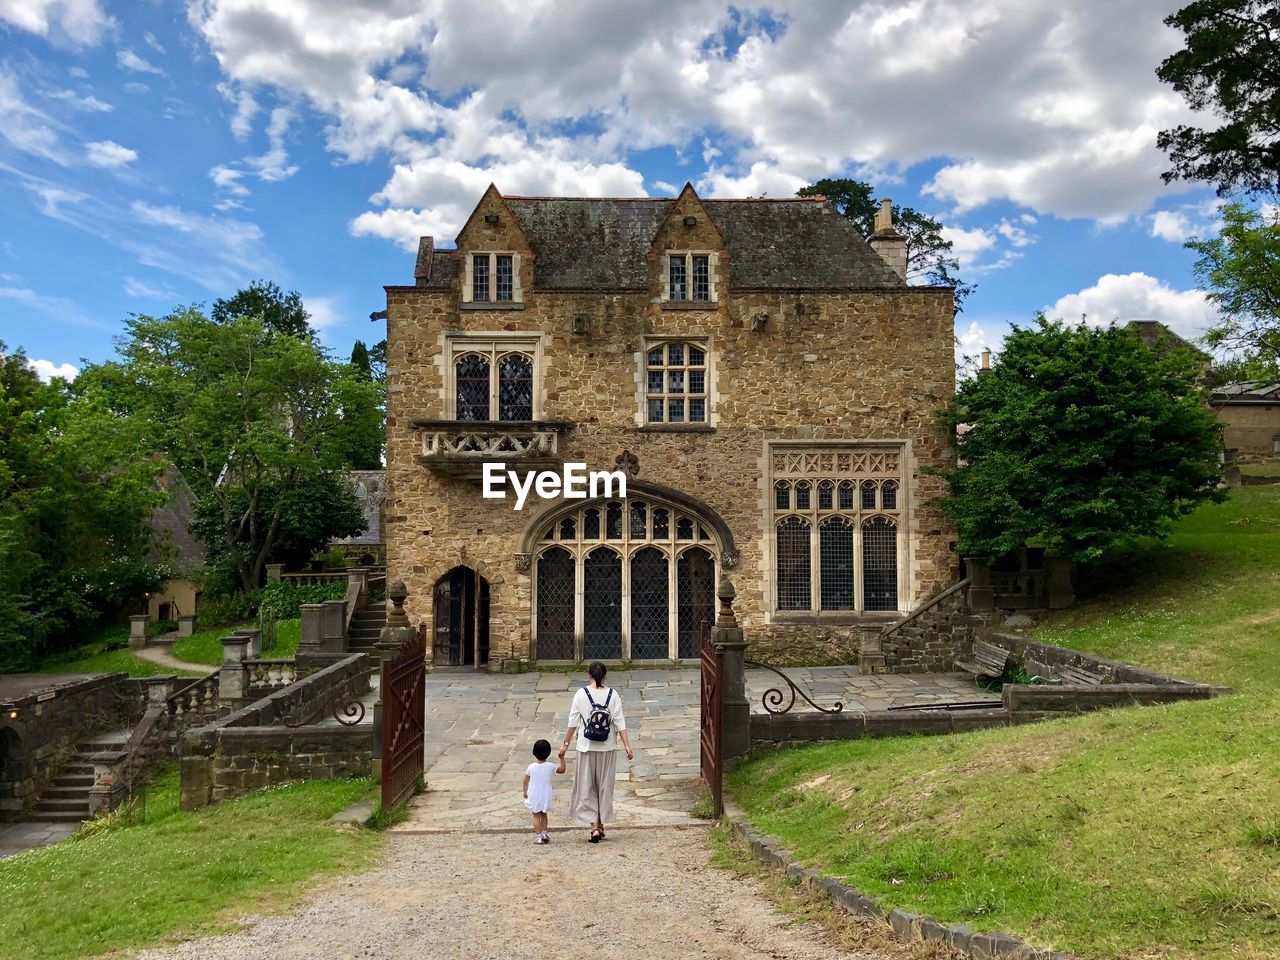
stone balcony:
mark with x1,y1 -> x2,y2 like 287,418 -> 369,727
412,419 -> 575,479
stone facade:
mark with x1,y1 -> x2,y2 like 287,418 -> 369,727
1212,386 -> 1280,462
381,184 -> 958,668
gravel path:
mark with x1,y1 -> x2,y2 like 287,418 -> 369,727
133,639 -> 208,673
136,829 -> 891,960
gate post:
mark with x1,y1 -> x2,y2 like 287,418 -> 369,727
372,580 -> 414,783
711,577 -> 750,764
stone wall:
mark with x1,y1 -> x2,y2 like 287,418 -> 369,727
179,653 -> 372,810
383,240 -> 958,664
866,579 -> 985,674
1217,403 -> 1280,460
0,674 -> 138,820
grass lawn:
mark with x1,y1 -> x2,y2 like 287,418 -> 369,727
1240,462 -> 1280,478
728,487 -> 1280,959
171,618 -> 301,666
38,624 -> 199,678
0,768 -> 380,960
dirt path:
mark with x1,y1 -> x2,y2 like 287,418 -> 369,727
133,639 -> 208,673
136,828 -> 892,960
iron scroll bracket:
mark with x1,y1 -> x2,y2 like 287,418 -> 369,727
744,658 -> 844,715
281,670 -> 373,728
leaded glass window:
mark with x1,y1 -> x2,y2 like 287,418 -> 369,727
629,547 -> 669,659
652,508 -> 669,539
455,354 -> 490,421
795,480 -> 811,510
818,480 -> 834,510
606,501 -> 623,539
645,340 -> 709,424
630,501 -> 647,539
838,480 -> 855,510
583,508 -> 600,540
861,481 -> 877,510
863,518 -> 898,611
583,548 -> 622,659
882,480 -> 898,510
498,353 -> 533,421
495,255 -> 513,301
677,547 -> 715,658
775,481 -> 791,511
536,547 -> 575,659
776,517 -> 811,611
692,255 -> 710,301
668,256 -> 687,301
819,517 -> 854,611
471,254 -> 490,302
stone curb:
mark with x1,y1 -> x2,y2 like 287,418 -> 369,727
722,804 -> 1073,960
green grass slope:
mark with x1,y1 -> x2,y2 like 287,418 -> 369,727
0,768 -> 379,960
729,487 -> 1280,959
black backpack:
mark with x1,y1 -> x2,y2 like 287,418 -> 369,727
582,687 -> 613,742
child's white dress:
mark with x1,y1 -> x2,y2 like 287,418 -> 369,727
524,760 -> 555,813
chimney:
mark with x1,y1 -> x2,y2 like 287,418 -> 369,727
414,236 -> 434,287
868,198 -> 907,281
980,349 -> 991,372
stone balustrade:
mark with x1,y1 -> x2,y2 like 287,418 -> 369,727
246,659 -> 297,692
411,419 -> 573,478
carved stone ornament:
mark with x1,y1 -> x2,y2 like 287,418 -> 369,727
721,548 -> 740,570
514,553 -> 532,573
615,449 -> 640,477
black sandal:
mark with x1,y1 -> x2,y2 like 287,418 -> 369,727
589,828 -> 602,843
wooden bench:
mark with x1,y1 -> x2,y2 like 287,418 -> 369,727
1053,663 -> 1105,685
955,639 -> 1011,679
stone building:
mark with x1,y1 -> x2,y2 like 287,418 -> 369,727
329,469 -> 387,566
379,184 -> 957,669
1212,382 -> 1280,462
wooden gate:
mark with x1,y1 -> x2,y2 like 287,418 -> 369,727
381,626 -> 425,812
699,619 -> 723,818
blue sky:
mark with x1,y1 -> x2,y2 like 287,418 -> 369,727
0,0 -> 1227,381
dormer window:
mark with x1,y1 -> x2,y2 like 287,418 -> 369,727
465,253 -> 520,304
666,253 -> 714,303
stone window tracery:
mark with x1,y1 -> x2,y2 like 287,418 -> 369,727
645,340 -> 709,424
769,446 -> 904,615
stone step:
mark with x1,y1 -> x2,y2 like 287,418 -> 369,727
32,798 -> 89,814
29,809 -> 88,823
53,775 -> 93,789
61,763 -> 94,775
42,786 -> 90,801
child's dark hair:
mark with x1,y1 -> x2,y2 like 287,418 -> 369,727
588,661 -> 608,685
532,739 -> 552,761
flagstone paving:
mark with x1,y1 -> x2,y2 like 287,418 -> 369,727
390,666 -> 980,833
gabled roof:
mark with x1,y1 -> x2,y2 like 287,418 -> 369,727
420,192 -> 906,290
148,466 -> 206,574
1211,381 -> 1280,403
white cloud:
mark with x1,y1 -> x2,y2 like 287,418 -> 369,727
48,88 -> 112,112
28,357 -> 79,382
128,201 -> 278,289
85,139 -> 137,167
244,105 -> 298,182
187,0 -> 1204,246
304,294 -> 342,330
143,31 -> 164,54
123,275 -> 175,299
0,0 -> 114,46
0,68 -> 68,164
0,283 -> 105,328
116,48 -> 164,76
941,225 -> 995,270
209,163 -> 249,196
68,66 -> 89,79
1047,272 -> 1219,339
1149,198 -> 1222,243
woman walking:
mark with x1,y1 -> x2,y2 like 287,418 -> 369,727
558,661 -> 633,842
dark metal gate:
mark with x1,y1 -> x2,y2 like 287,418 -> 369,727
381,625 -> 425,812
699,619 -> 723,818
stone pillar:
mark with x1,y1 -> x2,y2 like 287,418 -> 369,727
176,615 -> 197,638
145,675 -> 180,706
857,625 -> 886,674
711,577 -> 750,764
298,603 -> 326,657
372,581 -> 415,783
347,567 -> 369,612
1045,555 -> 1075,609
965,558 -> 995,612
868,198 -> 907,280
321,599 -> 347,652
219,635 -> 253,702
88,751 -> 127,816
232,628 -> 261,660
266,563 -> 285,582
128,614 -> 150,649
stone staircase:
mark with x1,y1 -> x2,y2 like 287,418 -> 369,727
347,605 -> 387,654
29,730 -> 128,823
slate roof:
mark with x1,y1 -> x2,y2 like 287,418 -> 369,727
421,195 -> 905,290
331,470 -> 385,546
147,466 -> 206,574
1211,381 -> 1280,403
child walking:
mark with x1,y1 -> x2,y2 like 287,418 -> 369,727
523,738 -> 566,844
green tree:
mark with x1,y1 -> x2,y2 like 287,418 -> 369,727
0,344 -> 164,667
944,317 -> 1224,564
1189,202 -> 1280,379
212,279 -> 314,340
329,355 -> 385,470
84,306 -> 362,591
1157,1 -> 1280,195
798,177 -> 974,310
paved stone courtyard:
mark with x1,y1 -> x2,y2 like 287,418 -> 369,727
391,666 -> 981,833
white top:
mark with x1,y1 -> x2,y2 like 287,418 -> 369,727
524,760 -> 556,813
566,685 -> 626,752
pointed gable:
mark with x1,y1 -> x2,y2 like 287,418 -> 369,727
649,182 -> 725,254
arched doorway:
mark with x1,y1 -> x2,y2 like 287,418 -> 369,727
530,497 -> 721,661
432,567 -> 490,668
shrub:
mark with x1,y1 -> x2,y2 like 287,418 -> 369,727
198,591 -> 261,629
259,579 -> 348,620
